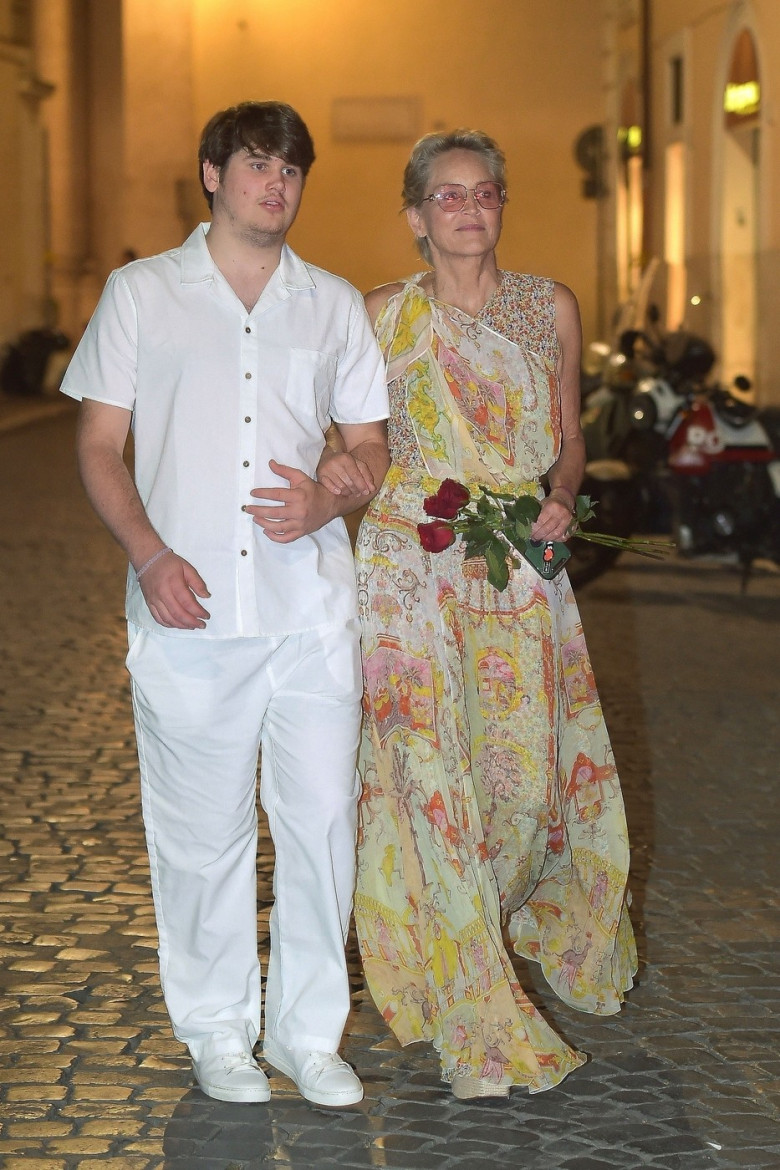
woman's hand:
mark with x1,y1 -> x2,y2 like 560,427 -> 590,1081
530,495 -> 574,543
318,450 -> 376,497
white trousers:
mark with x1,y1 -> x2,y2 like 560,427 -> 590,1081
126,619 -> 362,1062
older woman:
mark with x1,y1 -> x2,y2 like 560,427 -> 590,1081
345,130 -> 636,1099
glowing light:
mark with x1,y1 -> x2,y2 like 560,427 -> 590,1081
724,81 -> 760,116
618,125 -> 643,152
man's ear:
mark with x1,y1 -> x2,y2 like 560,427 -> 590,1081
202,160 -> 220,195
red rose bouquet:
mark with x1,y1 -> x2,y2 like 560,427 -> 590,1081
418,479 -> 671,591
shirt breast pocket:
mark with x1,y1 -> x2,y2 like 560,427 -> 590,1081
287,347 -> 337,429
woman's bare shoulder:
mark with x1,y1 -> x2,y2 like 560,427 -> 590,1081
364,280 -> 406,326
552,280 -> 580,313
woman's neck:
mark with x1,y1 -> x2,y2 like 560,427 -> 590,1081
425,254 -> 501,316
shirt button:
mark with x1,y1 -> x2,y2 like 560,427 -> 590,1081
242,460 -> 249,467
245,416 -> 251,423
245,372 -> 252,379
241,549 -> 248,556
245,326 -> 251,333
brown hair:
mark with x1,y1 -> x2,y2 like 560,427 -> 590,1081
198,101 -> 316,208
402,130 -> 506,263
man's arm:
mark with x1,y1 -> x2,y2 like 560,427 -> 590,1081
248,419 -> 389,543
76,398 -> 211,629
315,284 -> 397,503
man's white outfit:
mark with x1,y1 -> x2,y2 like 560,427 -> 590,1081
62,225 -> 388,1075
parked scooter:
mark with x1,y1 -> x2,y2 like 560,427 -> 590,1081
568,306 -> 780,587
633,358 -> 780,584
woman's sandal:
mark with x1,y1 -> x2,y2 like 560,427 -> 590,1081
451,1075 -> 511,1100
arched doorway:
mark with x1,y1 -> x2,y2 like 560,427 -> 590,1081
720,27 -> 760,391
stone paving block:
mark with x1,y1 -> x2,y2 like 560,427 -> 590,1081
80,1119 -> 146,1137
5,1085 -> 69,1103
6,1121 -> 74,1136
75,1161 -> 157,1169
135,1057 -> 183,1074
47,1138 -> 114,1153
71,1085 -> 135,1101
0,1067 -> 65,1084
557,1159 -> 654,1170
2,1160 -> 69,1170
0,1039 -> 62,1055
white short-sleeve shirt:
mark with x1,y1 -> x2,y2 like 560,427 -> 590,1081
61,224 -> 389,638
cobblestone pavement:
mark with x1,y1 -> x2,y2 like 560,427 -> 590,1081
1,412 -> 778,1170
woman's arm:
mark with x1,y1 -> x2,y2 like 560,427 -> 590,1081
530,282 -> 586,541
364,281 -> 404,328
314,420 -> 390,508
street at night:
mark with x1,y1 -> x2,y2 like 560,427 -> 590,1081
0,404 -> 777,1168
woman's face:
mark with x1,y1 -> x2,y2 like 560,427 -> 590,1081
407,148 -> 504,265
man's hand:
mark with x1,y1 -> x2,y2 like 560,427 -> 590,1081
76,399 -> 211,627
318,449 -> 376,497
138,551 -> 212,629
247,460 -> 338,542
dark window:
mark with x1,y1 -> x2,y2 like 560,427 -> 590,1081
670,55 -> 684,125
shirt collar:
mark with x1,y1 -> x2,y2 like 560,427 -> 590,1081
180,223 -> 315,294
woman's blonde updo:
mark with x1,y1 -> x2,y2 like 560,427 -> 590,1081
402,129 -> 507,264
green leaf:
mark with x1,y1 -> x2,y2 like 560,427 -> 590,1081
574,494 -> 596,524
504,495 -> 541,525
462,521 -> 494,547
514,515 -> 535,540
484,541 -> 510,591
463,538 -> 491,560
504,528 -> 530,554
475,496 -> 502,525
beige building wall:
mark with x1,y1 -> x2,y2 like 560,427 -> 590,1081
187,0 -> 604,344
122,0 -> 194,259
35,0 -> 605,346
34,0 -> 92,339
16,2 -> 780,403
0,0 -> 48,347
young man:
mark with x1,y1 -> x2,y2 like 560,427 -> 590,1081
62,102 -> 389,1107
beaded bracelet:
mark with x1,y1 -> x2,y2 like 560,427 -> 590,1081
136,546 -> 172,580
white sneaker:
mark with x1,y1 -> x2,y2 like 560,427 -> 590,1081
192,1051 -> 271,1103
263,1038 -> 363,1107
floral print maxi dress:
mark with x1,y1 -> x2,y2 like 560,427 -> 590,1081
354,274 -> 637,1092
